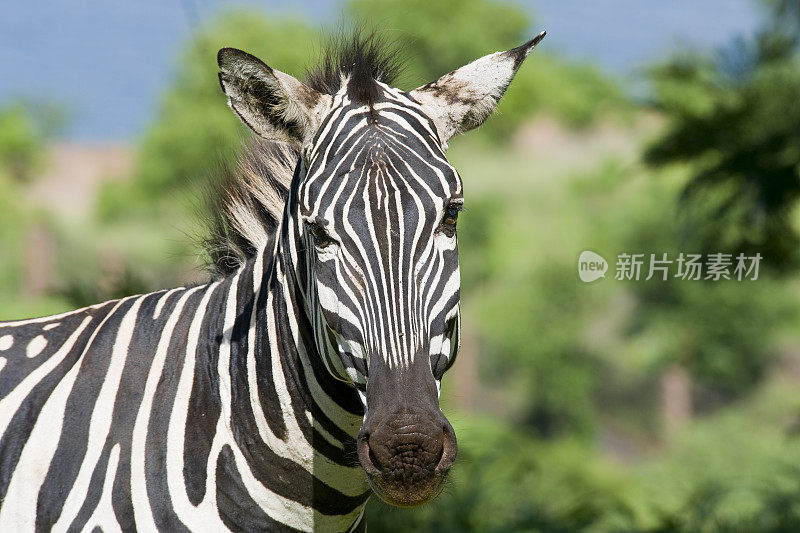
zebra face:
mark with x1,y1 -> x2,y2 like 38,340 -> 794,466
299,87 -> 463,391
298,89 -> 463,506
217,31 -> 544,507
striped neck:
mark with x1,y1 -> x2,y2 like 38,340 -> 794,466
272,158 -> 365,422
210,159 -> 370,529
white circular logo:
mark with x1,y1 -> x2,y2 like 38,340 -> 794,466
578,251 -> 608,282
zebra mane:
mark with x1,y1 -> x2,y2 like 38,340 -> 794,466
306,30 -> 404,107
203,31 -> 403,278
203,138 -> 297,278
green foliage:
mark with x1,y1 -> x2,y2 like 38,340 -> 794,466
55,264 -> 150,309
367,380 -> 800,532
100,11 -> 316,219
626,276 -> 794,395
348,0 -> 628,136
476,248 -> 600,437
639,1 -> 800,402
646,18 -> 800,270
0,174 -> 28,301
448,128 -> 797,451
347,0 -> 530,87
0,103 -> 47,316
0,101 -> 74,320
768,0 -> 800,34
633,379 -> 800,532
450,141 -> 611,438
0,103 -> 46,183
580,160 -> 798,396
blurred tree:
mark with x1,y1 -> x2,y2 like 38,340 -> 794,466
627,276 -> 793,401
645,1 -> 800,270
348,0 -> 530,86
0,100 -> 71,319
769,0 -> 800,34
478,262 -> 599,437
642,1 -> 800,428
454,189 -> 604,439
594,164 -> 797,430
348,0 -> 628,136
99,11 -> 316,219
0,173 -> 27,302
0,103 -> 45,183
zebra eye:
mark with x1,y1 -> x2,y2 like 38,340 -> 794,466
309,222 -> 335,248
438,203 -> 462,237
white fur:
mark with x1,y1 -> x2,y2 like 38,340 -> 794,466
25,335 -> 47,359
0,335 -> 12,351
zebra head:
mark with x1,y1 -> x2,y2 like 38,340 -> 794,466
217,32 -> 544,507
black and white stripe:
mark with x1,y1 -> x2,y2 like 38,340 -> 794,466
298,86 -> 462,388
0,249 -> 369,531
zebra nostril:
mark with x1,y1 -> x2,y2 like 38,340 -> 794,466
368,444 -> 380,469
436,423 -> 457,472
432,430 -> 445,465
357,432 -> 381,476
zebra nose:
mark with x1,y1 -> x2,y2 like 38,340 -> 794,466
357,411 -> 457,506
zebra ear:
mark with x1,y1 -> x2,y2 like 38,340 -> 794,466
409,31 -> 546,145
217,48 -> 330,146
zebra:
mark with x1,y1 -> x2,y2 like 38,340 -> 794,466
0,30 -> 545,532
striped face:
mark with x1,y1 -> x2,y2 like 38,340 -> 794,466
217,32 -> 544,507
297,83 -> 462,507
299,83 -> 462,396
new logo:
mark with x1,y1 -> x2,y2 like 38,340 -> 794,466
578,251 -> 608,282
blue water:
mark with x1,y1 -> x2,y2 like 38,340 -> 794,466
0,0 -> 764,141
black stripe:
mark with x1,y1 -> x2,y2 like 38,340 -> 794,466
145,289 -> 204,533
215,444 -> 301,532
36,298 -> 136,528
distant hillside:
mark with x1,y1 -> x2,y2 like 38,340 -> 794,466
26,143 -> 132,220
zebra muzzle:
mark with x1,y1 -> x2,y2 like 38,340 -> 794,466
357,407 -> 457,507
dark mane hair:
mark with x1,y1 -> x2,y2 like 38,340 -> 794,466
306,30 -> 404,107
203,31 -> 404,278
201,139 -> 297,277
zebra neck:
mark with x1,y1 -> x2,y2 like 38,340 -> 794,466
228,226 -> 366,439
202,242 -> 369,526
269,217 -> 365,431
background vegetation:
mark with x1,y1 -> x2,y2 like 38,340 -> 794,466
3,0 -> 800,531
